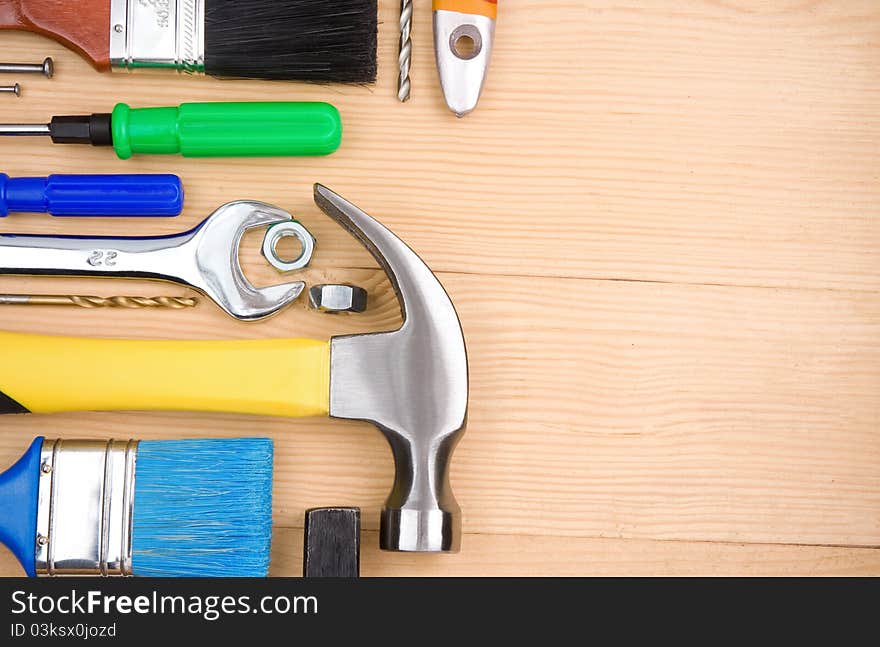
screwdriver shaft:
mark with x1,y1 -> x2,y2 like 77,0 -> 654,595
0,123 -> 50,136
0,294 -> 197,309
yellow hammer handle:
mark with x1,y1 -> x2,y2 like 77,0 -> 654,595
0,330 -> 330,417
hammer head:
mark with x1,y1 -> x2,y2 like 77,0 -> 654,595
315,185 -> 468,553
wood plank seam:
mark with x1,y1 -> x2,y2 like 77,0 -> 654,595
272,524 -> 880,552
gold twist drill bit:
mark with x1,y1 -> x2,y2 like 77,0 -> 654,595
0,294 -> 198,309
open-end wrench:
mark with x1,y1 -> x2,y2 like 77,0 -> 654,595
0,201 -> 308,321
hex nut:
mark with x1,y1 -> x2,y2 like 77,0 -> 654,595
261,221 -> 315,273
308,284 -> 368,313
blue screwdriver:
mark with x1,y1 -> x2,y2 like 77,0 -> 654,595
0,173 -> 183,217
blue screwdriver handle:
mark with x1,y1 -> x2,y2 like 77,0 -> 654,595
0,173 -> 183,217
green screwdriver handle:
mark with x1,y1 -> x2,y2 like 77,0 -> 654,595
110,102 -> 342,159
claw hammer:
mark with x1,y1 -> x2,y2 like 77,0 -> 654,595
0,185 -> 469,552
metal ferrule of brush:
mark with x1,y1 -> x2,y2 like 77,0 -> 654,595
35,439 -> 138,577
109,0 -> 205,73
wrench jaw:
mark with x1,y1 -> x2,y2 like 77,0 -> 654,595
190,201 -> 306,321
433,10 -> 495,117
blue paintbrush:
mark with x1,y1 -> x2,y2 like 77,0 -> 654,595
0,437 -> 273,577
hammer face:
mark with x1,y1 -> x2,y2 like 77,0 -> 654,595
315,184 -> 468,553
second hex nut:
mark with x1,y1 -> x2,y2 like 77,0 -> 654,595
309,284 -> 368,313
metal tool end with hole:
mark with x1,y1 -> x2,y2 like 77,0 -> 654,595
433,0 -> 497,117
309,284 -> 368,313
261,221 -> 315,273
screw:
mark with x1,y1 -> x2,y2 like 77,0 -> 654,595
0,57 -> 53,78
36,534 -> 48,546
0,84 -> 21,97
40,461 -> 52,474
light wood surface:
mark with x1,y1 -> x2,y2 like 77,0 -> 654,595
0,0 -> 878,576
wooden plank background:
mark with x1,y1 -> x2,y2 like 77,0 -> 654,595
0,0 -> 878,576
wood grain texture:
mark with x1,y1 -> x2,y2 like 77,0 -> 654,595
0,0 -> 878,576
0,0 -> 110,69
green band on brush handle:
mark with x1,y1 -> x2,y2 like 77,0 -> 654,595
111,102 -> 342,159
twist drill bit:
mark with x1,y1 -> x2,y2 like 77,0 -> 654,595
0,294 -> 197,309
397,0 -> 413,102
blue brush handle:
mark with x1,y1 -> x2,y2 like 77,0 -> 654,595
0,174 -> 183,216
0,437 -> 42,577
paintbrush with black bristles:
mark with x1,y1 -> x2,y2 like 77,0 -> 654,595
0,0 -> 377,83
0,437 -> 273,577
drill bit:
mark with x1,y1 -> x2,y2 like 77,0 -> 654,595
0,294 -> 197,309
397,0 -> 413,101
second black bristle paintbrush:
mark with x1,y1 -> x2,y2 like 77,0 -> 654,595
0,437 -> 273,577
0,0 -> 378,83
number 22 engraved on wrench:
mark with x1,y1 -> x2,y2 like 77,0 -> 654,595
87,250 -> 118,267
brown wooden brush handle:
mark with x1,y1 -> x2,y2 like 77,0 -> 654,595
0,0 -> 110,70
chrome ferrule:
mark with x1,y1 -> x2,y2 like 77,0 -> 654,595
35,439 -> 138,577
109,0 -> 205,73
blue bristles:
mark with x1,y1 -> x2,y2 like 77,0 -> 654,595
131,438 -> 273,577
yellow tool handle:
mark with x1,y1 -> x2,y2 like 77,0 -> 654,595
0,330 -> 330,417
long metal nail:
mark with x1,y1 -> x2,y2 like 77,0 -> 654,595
0,84 -> 21,97
0,58 -> 53,78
